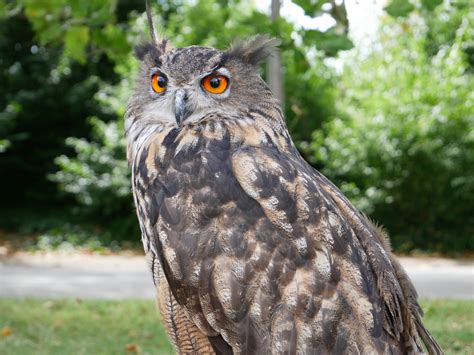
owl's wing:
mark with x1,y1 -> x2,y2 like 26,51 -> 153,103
147,252 -> 217,354
230,144 -> 441,354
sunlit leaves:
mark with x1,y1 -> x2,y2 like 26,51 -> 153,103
421,0 -> 443,11
304,28 -> 353,56
292,0 -> 325,17
384,0 -> 415,18
312,11 -> 474,252
385,0 -> 445,18
19,0 -> 124,64
92,24 -> 130,63
64,26 -> 90,64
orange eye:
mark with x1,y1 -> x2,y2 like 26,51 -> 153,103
202,75 -> 229,94
151,74 -> 167,93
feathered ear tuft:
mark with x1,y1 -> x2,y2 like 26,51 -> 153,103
224,35 -> 281,66
134,38 -> 171,62
138,0 -> 171,63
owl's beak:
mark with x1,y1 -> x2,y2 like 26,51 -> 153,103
174,89 -> 191,125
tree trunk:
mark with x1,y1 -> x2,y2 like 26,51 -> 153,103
268,0 -> 285,110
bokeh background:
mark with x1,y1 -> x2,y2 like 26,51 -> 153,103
0,1 -> 473,353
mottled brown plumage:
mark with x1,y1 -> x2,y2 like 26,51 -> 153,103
125,34 -> 442,354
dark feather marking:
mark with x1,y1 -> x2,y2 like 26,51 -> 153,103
263,131 -> 276,147
208,334 -> 233,355
254,171 -> 280,199
228,229 -> 247,258
165,287 -> 180,346
229,277 -> 248,322
160,198 -> 181,226
137,145 -> 150,181
163,172 -> 180,197
162,127 -> 180,148
235,191 -> 258,211
305,298 -> 321,320
329,261 -> 341,286
288,320 -> 298,354
333,326 -> 349,354
149,188 -> 164,225
322,306 -> 342,351
249,107 -> 274,121
134,42 -> 162,64
371,304 -> 384,338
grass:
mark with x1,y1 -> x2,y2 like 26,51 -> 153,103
0,299 -> 472,354
421,299 -> 473,354
0,299 -> 173,355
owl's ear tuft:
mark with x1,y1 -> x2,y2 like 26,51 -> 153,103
135,43 -> 158,61
134,39 -> 171,62
224,35 -> 281,66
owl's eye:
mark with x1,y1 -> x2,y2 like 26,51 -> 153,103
151,74 -> 167,93
202,75 -> 229,94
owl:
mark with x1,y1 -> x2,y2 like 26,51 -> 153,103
125,8 -> 442,355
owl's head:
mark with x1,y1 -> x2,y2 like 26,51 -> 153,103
126,35 -> 281,128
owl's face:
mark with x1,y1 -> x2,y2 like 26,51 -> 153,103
126,36 -> 280,129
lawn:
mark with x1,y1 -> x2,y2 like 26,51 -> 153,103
0,299 -> 472,354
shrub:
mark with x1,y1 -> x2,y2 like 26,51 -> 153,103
312,13 -> 474,253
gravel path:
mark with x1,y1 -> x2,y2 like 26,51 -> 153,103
0,252 -> 472,300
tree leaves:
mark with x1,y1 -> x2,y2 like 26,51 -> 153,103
312,7 -> 474,252
292,0 -> 325,17
385,0 -> 444,18
421,0 -> 443,11
64,26 -> 90,64
291,0 -> 352,56
384,0 -> 415,18
304,28 -> 353,56
19,0 -> 121,64
92,24 -> 130,64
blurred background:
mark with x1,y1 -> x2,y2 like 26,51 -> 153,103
0,0 -> 473,354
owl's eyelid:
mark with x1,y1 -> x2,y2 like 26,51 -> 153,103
210,63 -> 222,72
201,67 -> 232,81
149,67 -> 168,79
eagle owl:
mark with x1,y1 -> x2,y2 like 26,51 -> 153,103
125,9 -> 442,355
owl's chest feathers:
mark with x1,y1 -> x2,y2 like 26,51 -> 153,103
132,116 -> 287,264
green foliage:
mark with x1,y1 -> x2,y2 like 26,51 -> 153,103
64,25 -> 90,64
312,9 -> 474,253
304,28 -> 353,57
49,69 -> 140,242
53,118 -> 130,215
384,0 -> 446,17
20,0 -> 130,64
0,11 -> 115,210
424,1 -> 474,67
292,0 -> 325,16
420,0 -> 443,11
0,0 -> 139,240
384,0 -> 415,18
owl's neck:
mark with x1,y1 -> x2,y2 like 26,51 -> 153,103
125,116 -> 162,166
125,106 -> 294,169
